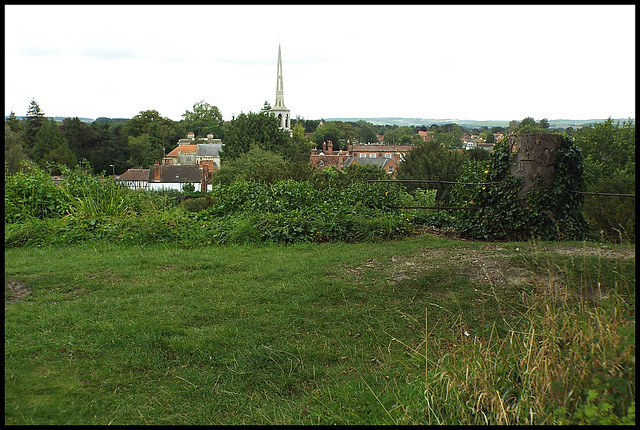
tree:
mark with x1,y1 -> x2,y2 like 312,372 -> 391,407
23,99 -> 46,157
41,144 -> 77,174
539,118 -> 550,129
573,118 -> 635,242
466,147 -> 491,162
181,101 -> 224,139
382,126 -> 417,146
396,140 -> 466,201
290,122 -> 314,162
4,123 -> 29,174
213,144 -> 288,184
310,121 -> 343,148
5,112 -> 23,134
61,117 -> 95,160
89,121 -> 130,175
353,120 -> 378,144
124,110 -> 165,136
222,111 -> 293,162
430,132 -> 463,149
32,118 -> 67,164
509,117 -> 553,134
125,110 -> 183,159
127,133 -> 163,168
479,130 -> 495,144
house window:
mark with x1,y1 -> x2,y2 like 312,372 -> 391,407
385,153 -> 392,158
369,153 -> 376,158
359,153 -> 366,158
389,166 -> 394,174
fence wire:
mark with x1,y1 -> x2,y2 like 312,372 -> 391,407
369,179 -> 635,210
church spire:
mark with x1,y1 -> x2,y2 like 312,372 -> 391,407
275,43 -> 286,109
269,43 -> 291,131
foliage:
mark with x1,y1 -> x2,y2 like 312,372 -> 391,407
508,117 -> 553,134
181,100 -> 224,139
4,163 -> 69,223
212,145 -> 290,185
290,122 -> 315,162
572,118 -> 635,242
396,140 -> 466,202
127,133 -> 163,168
453,136 -> 591,241
221,111 -> 294,162
4,123 -> 29,175
353,120 -> 378,144
124,110 -> 184,162
22,98 -> 46,157
310,120 -> 353,149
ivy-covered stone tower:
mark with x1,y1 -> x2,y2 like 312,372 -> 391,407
269,43 -> 291,132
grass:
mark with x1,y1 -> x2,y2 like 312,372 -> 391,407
4,235 -> 635,425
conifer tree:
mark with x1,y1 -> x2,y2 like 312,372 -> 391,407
23,99 -> 46,157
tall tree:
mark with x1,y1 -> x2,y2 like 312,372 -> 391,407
23,99 -> 46,157
213,144 -> 288,184
125,110 -> 183,159
353,120 -> 378,144
4,123 -> 29,174
181,101 -> 224,139
310,121 -> 344,148
573,118 -> 635,242
290,122 -> 314,162
61,117 -> 94,160
396,140 -> 466,200
221,111 -> 292,162
90,121 -> 130,175
32,118 -> 66,163
127,133 -> 163,168
5,111 -> 23,134
32,118 -> 77,173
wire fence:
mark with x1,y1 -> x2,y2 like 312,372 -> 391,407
368,179 -> 635,210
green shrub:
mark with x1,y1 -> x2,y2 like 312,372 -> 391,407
453,136 -> 591,241
4,165 -> 69,223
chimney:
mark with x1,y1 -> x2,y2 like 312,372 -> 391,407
153,161 -> 161,181
187,131 -> 195,140
207,133 -> 213,140
201,164 -> 209,192
328,140 -> 333,152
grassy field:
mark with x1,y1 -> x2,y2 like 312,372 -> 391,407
4,233 -> 635,425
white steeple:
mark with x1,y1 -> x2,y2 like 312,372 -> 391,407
269,43 -> 291,131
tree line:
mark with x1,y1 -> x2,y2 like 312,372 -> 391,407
4,98 -> 635,242
5,97 -> 522,177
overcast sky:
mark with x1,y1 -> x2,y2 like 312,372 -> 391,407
4,4 -> 636,123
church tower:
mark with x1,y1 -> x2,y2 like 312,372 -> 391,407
269,43 -> 291,131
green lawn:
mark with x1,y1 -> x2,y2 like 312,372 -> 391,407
4,235 -> 635,425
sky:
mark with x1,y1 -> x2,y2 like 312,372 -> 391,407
4,4 -> 636,123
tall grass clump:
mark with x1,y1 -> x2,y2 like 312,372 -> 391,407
391,244 -> 635,425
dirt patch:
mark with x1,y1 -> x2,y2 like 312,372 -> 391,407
386,245 -> 532,287
5,280 -> 32,303
384,229 -> 635,291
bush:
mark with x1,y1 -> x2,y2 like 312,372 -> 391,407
4,165 -> 68,223
453,136 -> 591,241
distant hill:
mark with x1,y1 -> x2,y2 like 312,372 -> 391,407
324,117 -> 633,129
6,115 -> 632,129
5,115 -> 95,123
